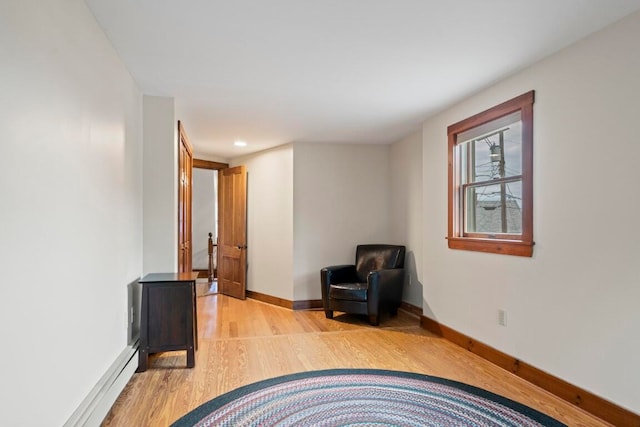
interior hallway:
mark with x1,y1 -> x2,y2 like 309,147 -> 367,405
103,295 -> 610,426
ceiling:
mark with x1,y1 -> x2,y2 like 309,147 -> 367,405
85,0 -> 640,160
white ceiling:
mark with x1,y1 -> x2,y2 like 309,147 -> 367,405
85,0 -> 640,159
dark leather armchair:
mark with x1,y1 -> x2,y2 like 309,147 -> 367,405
321,244 -> 406,326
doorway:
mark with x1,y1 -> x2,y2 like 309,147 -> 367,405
192,159 -> 228,295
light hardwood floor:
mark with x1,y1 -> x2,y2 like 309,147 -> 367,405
103,294 -> 610,426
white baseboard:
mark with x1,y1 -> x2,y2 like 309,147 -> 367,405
63,343 -> 138,427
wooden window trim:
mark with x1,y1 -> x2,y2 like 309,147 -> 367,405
447,91 -> 535,257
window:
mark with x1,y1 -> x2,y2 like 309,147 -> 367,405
447,91 -> 534,256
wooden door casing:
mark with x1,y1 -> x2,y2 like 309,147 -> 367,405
217,165 -> 247,299
192,158 -> 229,281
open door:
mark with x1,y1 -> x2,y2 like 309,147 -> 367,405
177,121 -> 193,273
217,165 -> 247,299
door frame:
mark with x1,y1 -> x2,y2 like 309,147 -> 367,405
192,158 -> 229,279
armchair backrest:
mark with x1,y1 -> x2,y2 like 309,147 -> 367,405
355,244 -> 405,282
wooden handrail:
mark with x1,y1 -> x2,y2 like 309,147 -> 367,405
207,232 -> 217,283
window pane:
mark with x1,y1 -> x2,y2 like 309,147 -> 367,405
459,112 -> 522,184
465,181 -> 522,234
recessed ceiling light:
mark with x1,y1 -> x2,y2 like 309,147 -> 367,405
234,140 -> 247,147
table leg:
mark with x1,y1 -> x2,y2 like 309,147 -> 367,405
137,348 -> 148,372
186,346 -> 195,368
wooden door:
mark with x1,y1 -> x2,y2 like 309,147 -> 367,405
178,121 -> 193,273
217,165 -> 247,299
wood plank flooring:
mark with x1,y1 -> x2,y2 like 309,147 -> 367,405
102,294 -> 611,426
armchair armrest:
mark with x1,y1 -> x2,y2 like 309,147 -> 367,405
320,265 -> 358,285
321,265 -> 357,285
320,265 -> 357,302
366,268 -> 405,307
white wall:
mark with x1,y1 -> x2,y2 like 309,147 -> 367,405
230,142 -> 392,302
389,131 -> 423,308
232,145 -> 294,300
142,96 -> 177,274
422,10 -> 640,412
293,142 -> 391,301
0,1 -> 143,425
192,168 -> 216,270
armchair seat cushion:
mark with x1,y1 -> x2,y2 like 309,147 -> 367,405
329,283 -> 368,301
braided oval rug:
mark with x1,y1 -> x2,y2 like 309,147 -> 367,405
171,369 -> 566,427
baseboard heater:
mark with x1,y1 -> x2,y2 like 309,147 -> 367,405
63,343 -> 139,427
64,279 -> 142,426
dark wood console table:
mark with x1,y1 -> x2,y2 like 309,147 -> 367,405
137,272 -> 199,372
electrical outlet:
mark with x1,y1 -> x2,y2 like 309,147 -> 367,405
498,309 -> 507,326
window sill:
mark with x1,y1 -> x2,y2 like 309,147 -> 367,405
447,237 -> 533,257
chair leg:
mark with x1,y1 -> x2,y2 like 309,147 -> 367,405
368,314 -> 379,326
324,310 -> 334,319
